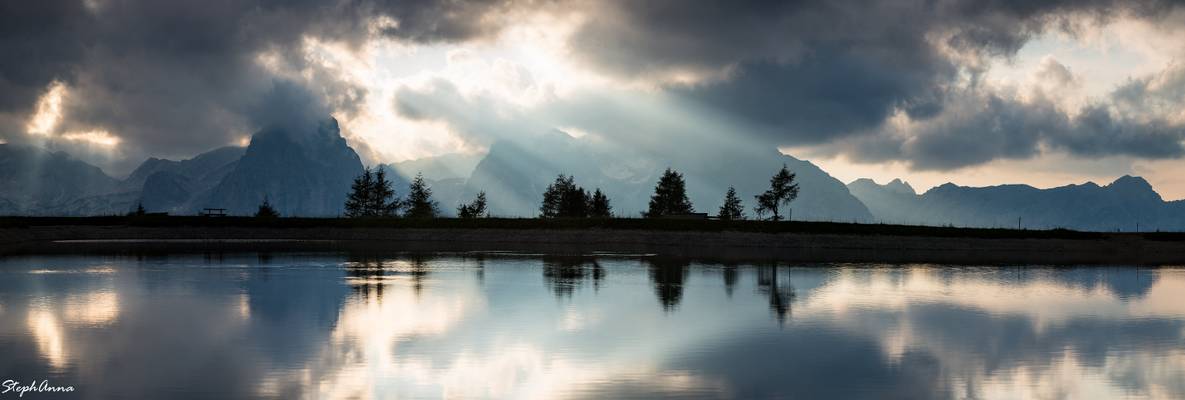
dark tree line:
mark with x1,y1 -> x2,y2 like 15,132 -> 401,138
334,164 -> 798,221
457,191 -> 488,218
343,168 -> 451,218
344,167 -> 401,217
539,174 -> 612,218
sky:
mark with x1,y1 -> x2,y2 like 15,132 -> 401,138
3,0 -> 1185,197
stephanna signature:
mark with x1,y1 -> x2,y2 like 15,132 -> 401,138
1,380 -> 75,397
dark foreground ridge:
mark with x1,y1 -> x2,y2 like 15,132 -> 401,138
2,216 -> 1184,264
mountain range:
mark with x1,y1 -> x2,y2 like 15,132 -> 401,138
848,176 -> 1185,231
1,116 -> 1181,231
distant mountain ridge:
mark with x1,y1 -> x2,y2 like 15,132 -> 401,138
849,176 -> 1185,231
6,117 -> 1185,232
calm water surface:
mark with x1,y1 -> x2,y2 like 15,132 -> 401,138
0,254 -> 1182,399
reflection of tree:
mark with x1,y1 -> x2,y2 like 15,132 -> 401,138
757,264 -> 796,326
542,257 -> 605,299
648,258 -> 690,311
407,255 -> 431,296
721,264 -> 738,297
345,254 -> 437,299
346,256 -> 387,300
473,255 -> 486,285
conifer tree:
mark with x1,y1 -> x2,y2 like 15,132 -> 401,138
540,174 -> 590,218
718,186 -> 745,220
588,188 -> 612,218
646,168 -> 693,218
344,167 -> 374,218
457,191 -> 488,218
255,196 -> 280,218
371,167 -> 401,217
404,172 -> 439,218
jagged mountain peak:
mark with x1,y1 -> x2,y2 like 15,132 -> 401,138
202,116 -> 363,216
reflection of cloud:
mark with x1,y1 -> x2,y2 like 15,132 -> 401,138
259,259 -> 733,399
63,291 -> 120,326
259,281 -> 477,399
27,310 -> 67,370
790,267 -> 1185,400
237,293 -> 251,320
797,267 -> 1178,329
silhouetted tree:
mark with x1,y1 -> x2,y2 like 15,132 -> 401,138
344,167 -> 375,218
128,202 -> 146,217
718,186 -> 745,220
646,168 -> 694,218
255,196 -> 280,218
457,191 -> 488,218
540,174 -> 590,218
754,164 -> 799,221
344,167 -> 400,218
588,188 -> 612,218
404,172 -> 439,218
370,167 -> 401,217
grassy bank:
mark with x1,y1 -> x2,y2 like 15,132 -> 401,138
0,215 -> 1162,240
3,216 -> 1185,264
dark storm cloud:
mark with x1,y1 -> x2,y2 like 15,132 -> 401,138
0,0 -> 518,171
570,0 -> 1185,168
837,88 -> 1185,170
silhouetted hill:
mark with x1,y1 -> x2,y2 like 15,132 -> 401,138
850,176 -> 1183,231
202,118 -> 363,216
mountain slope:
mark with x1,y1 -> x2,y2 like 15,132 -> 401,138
131,146 -> 245,213
202,118 -> 363,216
0,144 -> 122,214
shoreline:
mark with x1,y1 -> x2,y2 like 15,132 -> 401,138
2,220 -> 1183,265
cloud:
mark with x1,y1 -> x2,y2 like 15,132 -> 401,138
833,81 -> 1185,170
568,0 -> 1185,168
4,0 -> 1185,175
0,0 -> 519,173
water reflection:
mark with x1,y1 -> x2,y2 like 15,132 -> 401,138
756,264 -> 796,326
542,257 -> 604,299
0,256 -> 1182,399
648,258 -> 690,311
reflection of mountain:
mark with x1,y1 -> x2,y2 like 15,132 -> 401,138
542,257 -> 605,298
240,259 -> 350,367
850,176 -> 1185,231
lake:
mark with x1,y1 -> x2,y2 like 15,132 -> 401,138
0,253 -> 1182,399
